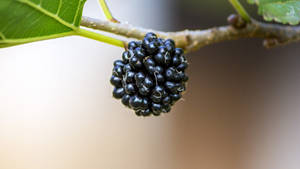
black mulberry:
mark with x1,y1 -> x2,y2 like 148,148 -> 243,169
110,32 -> 189,116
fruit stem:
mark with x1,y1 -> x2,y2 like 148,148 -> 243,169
98,0 -> 119,23
75,28 -> 124,47
229,0 -> 251,22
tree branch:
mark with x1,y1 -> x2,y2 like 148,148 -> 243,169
80,15 -> 300,53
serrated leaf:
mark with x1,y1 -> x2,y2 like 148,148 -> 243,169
248,0 -> 300,25
0,0 -> 87,48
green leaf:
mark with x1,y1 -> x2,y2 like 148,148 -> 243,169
248,0 -> 300,25
0,0 -> 87,48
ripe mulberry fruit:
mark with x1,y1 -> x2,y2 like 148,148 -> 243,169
110,32 -> 188,116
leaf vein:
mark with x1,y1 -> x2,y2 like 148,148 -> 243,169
17,0 -> 78,30
56,0 -> 63,16
0,31 -> 75,44
72,0 -> 83,25
0,32 -> 6,40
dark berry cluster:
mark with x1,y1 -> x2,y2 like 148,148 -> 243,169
110,32 -> 188,116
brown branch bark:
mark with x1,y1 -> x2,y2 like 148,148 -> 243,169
80,15 -> 300,53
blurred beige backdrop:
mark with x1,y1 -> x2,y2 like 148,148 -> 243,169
1,0 -> 300,169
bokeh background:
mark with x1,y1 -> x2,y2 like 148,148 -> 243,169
1,0 -> 300,169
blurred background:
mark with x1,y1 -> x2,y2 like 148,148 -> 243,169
1,0 -> 300,169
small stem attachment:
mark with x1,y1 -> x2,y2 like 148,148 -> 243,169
229,0 -> 251,22
98,0 -> 119,23
75,28 -> 124,47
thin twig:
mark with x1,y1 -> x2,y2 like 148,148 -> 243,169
229,0 -> 251,22
80,15 -> 300,53
98,0 -> 119,23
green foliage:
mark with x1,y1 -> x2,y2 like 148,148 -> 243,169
248,0 -> 300,25
0,0 -> 86,48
